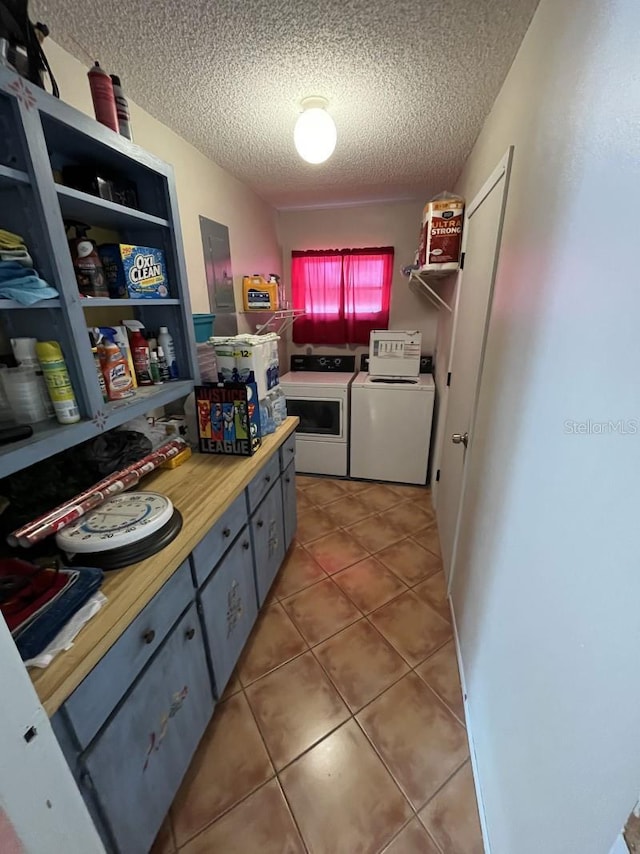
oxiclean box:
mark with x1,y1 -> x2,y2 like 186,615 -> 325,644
99,244 -> 169,299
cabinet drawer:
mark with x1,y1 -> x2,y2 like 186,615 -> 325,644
81,605 -> 212,854
199,531 -> 258,697
246,452 -> 280,514
279,432 -> 296,472
190,491 -> 248,587
251,482 -> 286,607
65,561 -> 193,749
282,460 -> 297,552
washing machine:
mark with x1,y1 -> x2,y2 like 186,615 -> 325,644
350,370 -> 435,485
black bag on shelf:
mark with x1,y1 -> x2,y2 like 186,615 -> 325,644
0,0 -> 58,96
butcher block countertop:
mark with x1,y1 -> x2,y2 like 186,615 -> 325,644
30,417 -> 299,717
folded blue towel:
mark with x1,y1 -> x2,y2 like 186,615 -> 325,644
0,261 -> 37,282
0,277 -> 59,305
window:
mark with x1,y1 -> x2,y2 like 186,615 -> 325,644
291,247 -> 394,345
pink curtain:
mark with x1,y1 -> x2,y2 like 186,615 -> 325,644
292,247 -> 394,345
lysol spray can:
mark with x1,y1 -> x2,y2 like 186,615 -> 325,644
87,61 -> 118,132
110,74 -> 133,140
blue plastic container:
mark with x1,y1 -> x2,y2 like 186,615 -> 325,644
192,313 -> 215,343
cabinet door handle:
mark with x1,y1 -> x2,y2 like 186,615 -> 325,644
285,476 -> 291,483
242,541 -> 250,550
142,629 -> 155,645
185,627 -> 196,641
257,519 -> 264,528
222,527 -> 231,538
265,475 -> 271,483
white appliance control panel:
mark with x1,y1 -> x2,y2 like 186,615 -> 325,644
369,330 -> 422,377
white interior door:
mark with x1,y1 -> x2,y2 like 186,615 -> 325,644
437,148 -> 513,581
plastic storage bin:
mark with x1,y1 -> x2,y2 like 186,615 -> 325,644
192,314 -> 215,343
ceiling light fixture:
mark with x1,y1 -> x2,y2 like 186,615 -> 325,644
294,97 -> 337,165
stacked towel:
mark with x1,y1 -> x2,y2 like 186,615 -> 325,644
0,229 -> 58,305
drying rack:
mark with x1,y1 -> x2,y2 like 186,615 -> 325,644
408,269 -> 456,312
243,309 -> 306,336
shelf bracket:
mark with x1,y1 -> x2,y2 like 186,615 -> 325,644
408,271 -> 453,312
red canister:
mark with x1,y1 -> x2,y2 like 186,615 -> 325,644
87,61 -> 119,132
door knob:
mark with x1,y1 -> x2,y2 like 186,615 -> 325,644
451,432 -> 469,447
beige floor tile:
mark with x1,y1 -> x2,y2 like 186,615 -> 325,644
171,692 -> 274,846
376,538 -> 443,586
305,529 -> 370,574
238,602 -> 308,685
332,556 -> 408,613
296,475 -> 319,489
324,493 -> 375,526
412,523 -> 441,557
414,572 -> 451,622
368,590 -> 452,666
386,483 -> 433,504
281,577 -> 362,645
382,502 -> 435,537
280,719 -> 412,854
419,762 -> 484,854
305,477 -> 348,506
271,543 -> 327,599
340,478 -> 374,494
180,779 -> 305,854
245,651 -> 349,770
347,513 -> 406,553
295,509 -> 336,544
295,489 -> 315,512
313,619 -> 410,712
381,819 -> 441,854
357,483 -> 402,512
357,673 -> 469,809
219,667 -> 242,700
416,640 -> 465,724
149,815 -> 175,854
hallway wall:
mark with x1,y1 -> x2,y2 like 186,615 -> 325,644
443,0 -> 640,852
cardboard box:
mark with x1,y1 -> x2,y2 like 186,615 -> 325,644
99,244 -> 169,299
195,382 -> 261,456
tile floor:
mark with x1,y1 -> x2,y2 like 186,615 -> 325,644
152,477 -> 484,854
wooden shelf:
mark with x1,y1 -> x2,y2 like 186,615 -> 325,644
0,298 -> 61,309
0,380 -> 193,479
55,184 -> 170,231
0,163 -> 29,187
80,298 -> 181,308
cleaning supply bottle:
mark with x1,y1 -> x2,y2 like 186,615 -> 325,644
150,350 -> 162,384
88,331 -> 108,402
35,341 -> 81,424
66,222 -> 108,298
123,320 -> 152,385
98,327 -> 135,400
157,326 -> 178,379
10,337 -> 54,418
87,61 -> 119,132
242,274 -> 279,311
109,74 -> 133,140
156,346 -> 171,382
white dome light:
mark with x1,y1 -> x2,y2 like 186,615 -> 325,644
294,97 -> 337,164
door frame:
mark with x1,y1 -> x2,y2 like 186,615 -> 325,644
440,146 -> 514,592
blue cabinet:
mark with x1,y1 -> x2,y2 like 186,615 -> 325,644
65,561 -> 193,748
80,604 -> 212,854
198,530 -> 258,697
0,69 -> 199,480
251,483 -> 286,606
190,491 -> 248,587
282,460 -> 297,551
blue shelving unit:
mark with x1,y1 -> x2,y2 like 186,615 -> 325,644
0,69 -> 199,479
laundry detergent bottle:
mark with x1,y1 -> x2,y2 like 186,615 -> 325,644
67,221 -> 108,298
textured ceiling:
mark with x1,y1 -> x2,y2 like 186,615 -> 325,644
34,0 -> 538,208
